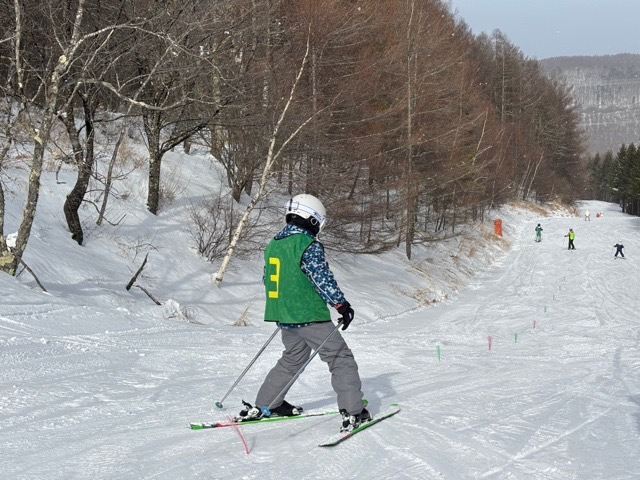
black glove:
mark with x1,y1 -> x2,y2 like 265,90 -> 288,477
336,302 -> 354,330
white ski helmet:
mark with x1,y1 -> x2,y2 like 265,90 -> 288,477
285,194 -> 327,231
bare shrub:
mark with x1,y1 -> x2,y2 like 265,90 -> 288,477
117,139 -> 145,170
188,192 -> 235,261
159,164 -> 187,210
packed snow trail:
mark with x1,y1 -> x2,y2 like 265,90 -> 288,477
2,200 -> 640,479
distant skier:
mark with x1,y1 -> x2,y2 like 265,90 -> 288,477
614,242 -> 625,258
564,228 -> 576,250
584,209 -> 591,221
237,194 -> 369,432
535,223 -> 543,242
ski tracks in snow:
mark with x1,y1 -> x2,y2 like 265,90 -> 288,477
355,204 -> 640,479
3,201 -> 640,479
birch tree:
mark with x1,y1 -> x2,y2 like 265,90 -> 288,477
0,0 -> 92,274
213,32 -> 313,286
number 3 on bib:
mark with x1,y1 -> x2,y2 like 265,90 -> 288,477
268,257 -> 281,299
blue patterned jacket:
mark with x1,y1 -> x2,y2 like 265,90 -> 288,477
268,224 -> 347,308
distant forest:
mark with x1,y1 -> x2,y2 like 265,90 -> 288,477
542,54 -> 640,155
543,53 -> 640,77
0,0 -> 584,277
561,57 -> 640,216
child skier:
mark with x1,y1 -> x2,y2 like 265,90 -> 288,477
614,242 -> 625,258
535,224 -> 543,242
237,194 -> 370,432
564,228 -> 576,250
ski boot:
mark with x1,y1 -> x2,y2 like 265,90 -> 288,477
270,399 -> 303,417
339,407 -> 372,432
235,400 -> 303,422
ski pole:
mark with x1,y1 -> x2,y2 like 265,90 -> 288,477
215,326 -> 280,409
266,320 -> 343,411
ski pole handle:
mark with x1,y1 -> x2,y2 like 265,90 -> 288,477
215,326 -> 280,409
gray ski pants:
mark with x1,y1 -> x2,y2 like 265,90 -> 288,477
255,321 -> 364,415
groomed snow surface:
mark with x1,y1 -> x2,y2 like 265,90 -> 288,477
1,153 -> 639,479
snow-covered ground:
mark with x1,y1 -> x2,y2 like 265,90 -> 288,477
2,147 -> 639,479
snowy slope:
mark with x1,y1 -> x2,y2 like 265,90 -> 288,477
2,146 -> 640,480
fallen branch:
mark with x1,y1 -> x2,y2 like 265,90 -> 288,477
135,284 -> 162,305
125,252 -> 162,305
126,252 -> 148,291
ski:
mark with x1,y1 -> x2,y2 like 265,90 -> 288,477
318,404 -> 400,447
190,409 -> 339,430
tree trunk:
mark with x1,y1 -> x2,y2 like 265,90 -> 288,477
451,187 -> 457,233
231,182 -> 242,203
0,182 -> 5,249
0,179 -> 11,271
305,48 -> 318,195
403,0 -> 416,259
6,40 -> 76,273
97,128 -> 125,226
144,111 -> 162,215
147,146 -> 162,215
0,97 -> 19,255
62,96 -> 95,245
287,156 -> 293,195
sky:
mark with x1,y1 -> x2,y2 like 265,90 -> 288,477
448,0 -> 640,59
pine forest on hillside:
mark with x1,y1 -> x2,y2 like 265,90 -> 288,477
0,0 -> 584,277
587,143 -> 640,216
545,55 -> 640,218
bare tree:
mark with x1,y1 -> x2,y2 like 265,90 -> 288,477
128,2 -> 223,215
214,31 -> 313,286
0,0 -> 96,274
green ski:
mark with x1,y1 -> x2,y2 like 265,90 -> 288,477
318,404 -> 400,447
190,409 -> 338,430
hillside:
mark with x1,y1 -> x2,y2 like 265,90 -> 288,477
2,137 -> 640,478
541,54 -> 640,153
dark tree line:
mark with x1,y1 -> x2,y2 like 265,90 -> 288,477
0,0 -> 585,277
587,144 -> 640,215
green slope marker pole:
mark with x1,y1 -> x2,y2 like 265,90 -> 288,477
514,333 -> 518,344
436,345 -> 441,362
